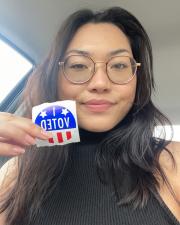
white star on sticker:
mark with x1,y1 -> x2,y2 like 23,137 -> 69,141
61,108 -> 69,116
40,111 -> 47,118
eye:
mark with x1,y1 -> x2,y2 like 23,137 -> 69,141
69,63 -> 88,70
111,63 -> 128,70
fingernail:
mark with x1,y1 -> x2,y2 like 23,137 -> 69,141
13,147 -> 25,154
40,130 -> 53,138
25,135 -> 36,145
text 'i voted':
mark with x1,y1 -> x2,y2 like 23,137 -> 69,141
32,101 -> 80,147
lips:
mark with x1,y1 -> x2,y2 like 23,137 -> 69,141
82,99 -> 115,112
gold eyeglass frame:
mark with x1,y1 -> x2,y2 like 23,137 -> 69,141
59,55 -> 141,85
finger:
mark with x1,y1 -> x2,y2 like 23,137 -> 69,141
0,136 -> 28,147
0,137 -> 8,142
0,113 -> 52,141
0,142 -> 25,156
12,119 -> 53,140
0,122 -> 37,146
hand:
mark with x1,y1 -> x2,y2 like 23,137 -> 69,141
0,112 -> 52,156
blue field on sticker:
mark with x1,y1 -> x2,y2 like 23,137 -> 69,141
35,105 -> 76,131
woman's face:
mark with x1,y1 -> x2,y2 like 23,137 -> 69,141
58,23 -> 137,132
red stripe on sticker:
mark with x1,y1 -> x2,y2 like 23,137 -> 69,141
48,138 -> 54,143
66,131 -> 72,140
57,132 -> 63,143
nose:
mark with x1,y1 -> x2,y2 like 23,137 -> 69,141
87,62 -> 111,93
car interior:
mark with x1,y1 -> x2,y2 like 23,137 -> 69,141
0,0 -> 180,166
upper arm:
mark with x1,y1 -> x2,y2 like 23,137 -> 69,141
0,212 -> 6,225
159,141 -> 180,174
0,157 -> 18,225
0,156 -> 18,196
159,141 -> 180,198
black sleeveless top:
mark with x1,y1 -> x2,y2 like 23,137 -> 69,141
31,131 -> 180,225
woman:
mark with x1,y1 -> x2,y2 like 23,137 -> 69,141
0,7 -> 179,225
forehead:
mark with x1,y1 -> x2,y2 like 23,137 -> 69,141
65,23 -> 133,58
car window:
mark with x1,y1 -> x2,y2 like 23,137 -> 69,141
154,125 -> 180,142
0,35 -> 33,103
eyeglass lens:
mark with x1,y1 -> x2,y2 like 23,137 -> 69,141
63,55 -> 137,84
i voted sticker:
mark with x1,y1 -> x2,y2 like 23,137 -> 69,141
32,100 -> 80,147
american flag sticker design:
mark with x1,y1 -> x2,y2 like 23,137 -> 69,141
32,100 -> 80,147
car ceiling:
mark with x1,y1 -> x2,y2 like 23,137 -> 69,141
0,0 -> 180,124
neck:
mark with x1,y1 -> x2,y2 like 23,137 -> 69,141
78,117 -> 132,144
79,128 -> 109,144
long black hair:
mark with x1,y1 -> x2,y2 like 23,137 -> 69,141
0,7 -> 173,225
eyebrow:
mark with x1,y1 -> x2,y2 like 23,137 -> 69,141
65,48 -> 130,57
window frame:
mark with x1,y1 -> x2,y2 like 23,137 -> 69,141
0,33 -> 35,112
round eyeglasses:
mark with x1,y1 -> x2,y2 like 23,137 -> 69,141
59,55 -> 141,84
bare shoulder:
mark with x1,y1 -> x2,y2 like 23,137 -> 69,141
159,141 -> 180,173
158,141 -> 180,221
0,157 -> 18,225
0,212 -> 6,225
0,156 -> 18,194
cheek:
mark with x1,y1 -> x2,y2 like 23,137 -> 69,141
58,73 -> 70,100
114,82 -> 136,124
57,73 -> 84,100
117,79 -> 137,104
